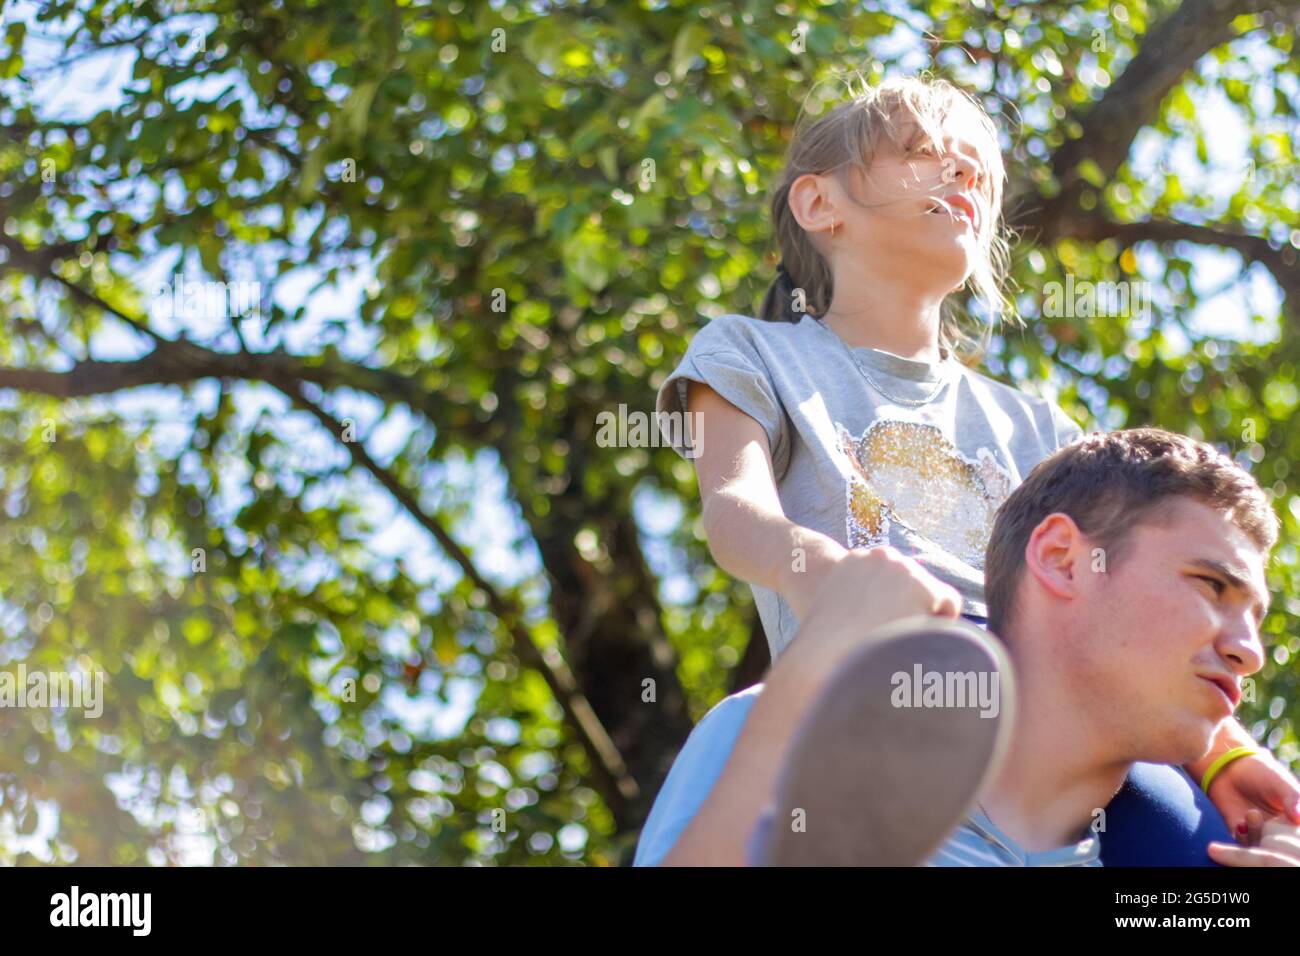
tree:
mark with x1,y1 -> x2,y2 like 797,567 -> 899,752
0,0 -> 1296,864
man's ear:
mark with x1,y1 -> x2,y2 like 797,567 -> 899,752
787,172 -> 836,234
1023,512 -> 1087,602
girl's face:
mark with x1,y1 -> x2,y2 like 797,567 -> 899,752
828,108 -> 996,293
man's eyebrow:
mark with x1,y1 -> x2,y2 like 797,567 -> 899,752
1189,558 -> 1271,621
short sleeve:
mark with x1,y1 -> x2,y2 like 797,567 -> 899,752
655,318 -> 790,478
1050,403 -> 1085,451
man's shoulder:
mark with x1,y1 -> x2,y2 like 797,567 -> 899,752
694,683 -> 765,733
631,684 -> 766,867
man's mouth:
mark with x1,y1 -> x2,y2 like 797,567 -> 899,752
1199,674 -> 1241,712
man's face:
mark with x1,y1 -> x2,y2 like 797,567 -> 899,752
1068,497 -> 1269,766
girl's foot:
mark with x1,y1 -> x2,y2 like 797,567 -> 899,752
760,616 -> 1016,866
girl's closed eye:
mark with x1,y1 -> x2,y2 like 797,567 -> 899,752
909,139 -> 941,161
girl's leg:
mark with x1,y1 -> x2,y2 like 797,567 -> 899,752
642,613 -> 1013,866
1099,762 -> 1233,867
760,616 -> 1015,865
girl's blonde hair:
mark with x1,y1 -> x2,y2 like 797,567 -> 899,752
759,75 -> 1014,361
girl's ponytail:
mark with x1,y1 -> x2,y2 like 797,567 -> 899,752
759,262 -> 798,323
759,179 -> 835,323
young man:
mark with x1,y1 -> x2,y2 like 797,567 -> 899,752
638,428 -> 1298,866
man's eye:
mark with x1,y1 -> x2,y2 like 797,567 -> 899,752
1196,576 -> 1226,596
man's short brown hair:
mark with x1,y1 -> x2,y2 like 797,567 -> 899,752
984,427 -> 1279,636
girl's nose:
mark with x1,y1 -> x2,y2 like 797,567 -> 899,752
946,151 -> 982,190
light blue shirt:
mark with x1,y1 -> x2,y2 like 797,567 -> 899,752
634,685 -> 765,867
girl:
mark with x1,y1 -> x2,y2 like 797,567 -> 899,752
643,75 -> 1300,865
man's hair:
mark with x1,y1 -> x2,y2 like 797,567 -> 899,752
984,427 -> 1279,636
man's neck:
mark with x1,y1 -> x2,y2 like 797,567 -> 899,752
977,676 -> 1131,854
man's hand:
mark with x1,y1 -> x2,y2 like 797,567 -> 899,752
1210,815 -> 1300,867
1206,749 -> 1300,837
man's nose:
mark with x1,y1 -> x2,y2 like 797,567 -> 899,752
1218,613 -> 1266,676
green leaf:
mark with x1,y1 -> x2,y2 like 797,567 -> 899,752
1077,158 -> 1106,188
341,80 -> 381,143
297,148 -> 326,202
597,145 -> 619,181
562,225 -> 612,291
671,22 -> 708,81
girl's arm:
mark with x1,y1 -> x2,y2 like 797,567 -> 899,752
686,379 -> 846,620
1189,717 -> 1300,831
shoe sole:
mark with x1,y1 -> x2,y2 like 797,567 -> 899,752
761,616 -> 1016,866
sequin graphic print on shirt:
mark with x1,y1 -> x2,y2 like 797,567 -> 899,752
836,420 -> 1014,568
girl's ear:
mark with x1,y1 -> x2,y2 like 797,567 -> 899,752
787,173 -> 835,234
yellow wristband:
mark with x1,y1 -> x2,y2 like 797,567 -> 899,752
1200,746 -> 1260,794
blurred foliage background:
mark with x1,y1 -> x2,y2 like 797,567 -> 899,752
0,0 -> 1297,865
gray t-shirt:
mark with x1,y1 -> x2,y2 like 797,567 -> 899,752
656,313 -> 1083,659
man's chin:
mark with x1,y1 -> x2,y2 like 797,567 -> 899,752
1142,716 -> 1223,767
1172,717 -> 1226,766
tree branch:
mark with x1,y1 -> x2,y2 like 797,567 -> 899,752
0,260 -> 639,815
1028,0 -> 1298,233
0,233 -> 169,347
1061,214 -> 1300,307
0,354 -> 233,396
265,377 -> 640,815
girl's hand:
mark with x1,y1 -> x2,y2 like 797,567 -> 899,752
1206,750 -> 1300,837
775,545 -> 964,689
779,537 -> 850,621
791,545 -> 962,648
1210,815 -> 1300,867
